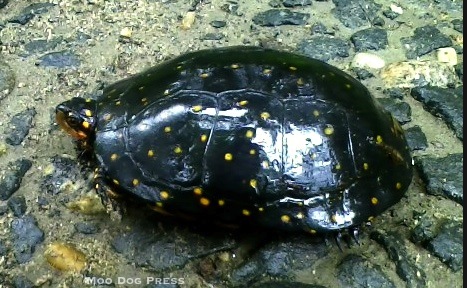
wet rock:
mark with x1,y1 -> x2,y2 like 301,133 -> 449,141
351,28 -> 388,52
352,68 -> 374,80
8,3 -> 56,25
383,88 -> 406,100
454,62 -> 462,82
252,9 -> 310,26
23,37 -> 63,54
401,26 -> 452,59
0,59 -> 16,101
378,98 -> 412,124
0,239 -> 7,255
8,195 -> 27,217
331,0 -> 382,28
230,237 -> 327,286
411,86 -> 463,140
201,33 -> 224,41
297,36 -> 350,61
210,20 -> 226,28
310,22 -> 334,36
0,158 -> 33,201
282,0 -> 312,7
414,153 -> 463,204
371,231 -> 427,288
10,215 -> 45,264
405,126 -> 428,151
451,19 -> 463,33
412,219 -> 463,272
337,254 -> 396,288
37,51 -> 81,68
74,221 -> 100,235
5,108 -> 36,146
382,9 -> 400,20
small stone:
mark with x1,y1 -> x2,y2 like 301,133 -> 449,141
437,47 -> 457,66
181,11 -> 196,30
120,27 -> 132,38
352,52 -> 385,69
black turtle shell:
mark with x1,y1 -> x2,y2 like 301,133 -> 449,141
70,46 -> 413,233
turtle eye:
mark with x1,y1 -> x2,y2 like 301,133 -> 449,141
66,113 -> 82,129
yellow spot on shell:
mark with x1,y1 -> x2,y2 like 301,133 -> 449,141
192,105 -> 203,112
160,191 -> 169,200
363,163 -> 369,170
296,212 -> 304,219
112,179 -> 119,185
156,201 -> 163,207
249,179 -> 257,189
45,242 -> 86,272
85,98 -> 92,102
200,197 -> 210,206
141,97 -> 147,102
296,78 -> 304,85
110,153 -> 118,161
376,135 -> 383,144
238,100 -> 248,106
313,110 -> 320,117
164,126 -> 171,133
396,182 -> 402,189
193,187 -> 203,195
345,83 -> 352,89
335,163 -> 342,170
132,179 -> 139,186
84,109 -> 92,117
147,150 -> 155,157
258,207 -> 264,212
139,86 -> 145,91
200,134 -> 208,142
231,64 -> 240,69
249,149 -> 256,155
174,146 -> 182,154
200,73 -> 209,78
324,125 -> 334,135
289,66 -> 297,71
371,197 -> 378,205
281,215 -> 291,223
263,68 -> 272,75
224,153 -> 233,161
115,100 -> 121,106
82,121 -> 90,129
260,112 -> 270,120
245,130 -> 254,138
310,229 -> 317,234
218,199 -> 225,206
242,209 -> 250,216
331,214 -> 337,223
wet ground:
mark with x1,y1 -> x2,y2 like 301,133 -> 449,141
0,0 -> 463,287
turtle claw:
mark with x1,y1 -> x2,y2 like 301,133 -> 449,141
93,168 -> 126,220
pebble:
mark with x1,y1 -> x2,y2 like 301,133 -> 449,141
436,47 -> 457,66
11,215 -> 44,264
351,52 -> 385,69
380,60 -> 458,88
44,242 -> 87,272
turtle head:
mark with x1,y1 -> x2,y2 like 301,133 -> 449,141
56,97 -> 97,140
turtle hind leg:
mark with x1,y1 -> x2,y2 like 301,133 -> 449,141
93,168 -> 126,221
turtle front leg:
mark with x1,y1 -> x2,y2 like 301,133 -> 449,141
93,168 -> 126,220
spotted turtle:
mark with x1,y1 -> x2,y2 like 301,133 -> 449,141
55,46 -> 412,234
